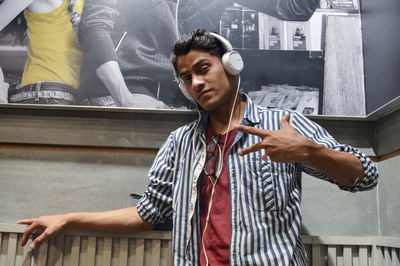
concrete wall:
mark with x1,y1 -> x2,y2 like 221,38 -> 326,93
1,146 -> 397,237
377,155 -> 400,238
0,108 -> 398,237
0,149 -> 152,223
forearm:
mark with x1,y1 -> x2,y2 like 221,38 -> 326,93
96,61 -> 132,107
65,207 -> 155,234
300,140 -> 364,187
234,0 -> 319,21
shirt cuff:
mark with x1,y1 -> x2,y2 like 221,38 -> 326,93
136,194 -> 165,225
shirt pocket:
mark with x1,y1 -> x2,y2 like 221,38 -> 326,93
242,153 -> 276,211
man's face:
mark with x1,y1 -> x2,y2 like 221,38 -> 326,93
177,50 -> 236,112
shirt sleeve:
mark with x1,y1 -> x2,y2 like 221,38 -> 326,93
136,132 -> 176,224
78,1 -> 119,68
234,0 -> 320,21
289,111 -> 379,192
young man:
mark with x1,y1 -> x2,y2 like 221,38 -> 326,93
18,29 -> 378,265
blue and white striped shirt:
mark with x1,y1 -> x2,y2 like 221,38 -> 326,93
137,94 -> 378,265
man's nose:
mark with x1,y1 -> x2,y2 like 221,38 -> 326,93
191,75 -> 205,91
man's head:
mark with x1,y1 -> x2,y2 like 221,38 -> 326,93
170,29 -> 243,112
171,29 -> 227,77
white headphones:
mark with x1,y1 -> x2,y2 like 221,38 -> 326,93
175,32 -> 244,101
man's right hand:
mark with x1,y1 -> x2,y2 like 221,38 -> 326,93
16,207 -> 155,250
17,214 -> 69,250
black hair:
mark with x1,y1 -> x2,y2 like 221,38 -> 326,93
170,29 -> 227,76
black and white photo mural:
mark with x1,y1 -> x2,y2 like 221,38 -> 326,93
0,0 -> 366,116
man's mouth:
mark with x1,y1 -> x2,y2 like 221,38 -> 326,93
198,89 -> 212,100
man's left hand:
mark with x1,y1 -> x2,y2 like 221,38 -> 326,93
234,114 -> 316,163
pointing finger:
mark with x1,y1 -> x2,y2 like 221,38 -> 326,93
238,142 -> 264,156
20,222 -> 42,247
17,219 -> 34,225
30,231 -> 50,250
233,125 -> 267,137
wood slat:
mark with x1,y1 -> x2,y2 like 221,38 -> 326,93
312,244 -> 323,266
384,247 -> 391,266
304,243 -> 312,266
359,246 -> 368,266
36,240 -> 48,266
343,246 -> 352,266
62,235 -> 72,266
135,239 -> 144,266
86,237 -> 96,266
167,240 -> 173,266
69,236 -> 80,266
118,238 -> 128,266
47,235 -> 64,266
151,239 -> 161,266
328,245 -> 337,266
391,248 -> 399,266
79,237 -> 88,266
6,233 -> 17,266
21,238 -> 32,266
0,233 -> 8,266
102,237 -> 112,266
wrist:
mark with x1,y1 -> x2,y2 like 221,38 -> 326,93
298,139 -> 324,164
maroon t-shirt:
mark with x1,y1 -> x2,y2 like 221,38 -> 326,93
199,125 -> 237,266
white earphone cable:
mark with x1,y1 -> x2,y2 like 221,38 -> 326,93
201,75 -> 241,266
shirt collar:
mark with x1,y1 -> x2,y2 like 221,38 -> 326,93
196,92 -> 261,134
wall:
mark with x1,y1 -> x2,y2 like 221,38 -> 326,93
361,0 -> 400,114
376,155 -> 400,238
0,149 -> 151,223
0,109 -> 398,238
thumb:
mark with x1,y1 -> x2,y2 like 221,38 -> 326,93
280,114 -> 291,128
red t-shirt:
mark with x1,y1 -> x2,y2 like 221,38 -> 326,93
199,125 -> 237,266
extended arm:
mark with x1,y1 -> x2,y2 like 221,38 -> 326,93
96,61 -> 148,107
233,0 -> 320,21
0,0 -> 33,31
79,2 -> 140,107
18,207 -> 154,250
235,115 -> 368,188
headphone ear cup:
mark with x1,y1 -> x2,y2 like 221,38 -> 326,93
178,80 -> 194,101
221,51 -> 244,76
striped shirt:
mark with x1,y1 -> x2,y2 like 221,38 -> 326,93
137,94 -> 378,265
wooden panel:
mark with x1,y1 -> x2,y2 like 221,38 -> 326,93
69,236 -> 80,266
36,240 -> 48,266
5,233 -> 17,266
343,246 -> 352,266
328,245 -> 337,266
86,237 -> 96,266
0,233 -> 8,266
392,248 -> 399,266
118,238 -> 128,266
47,235 -> 64,266
21,237 -> 32,266
359,246 -> 369,266
151,239 -> 161,266
102,237 -> 112,266
62,235 -> 72,266
167,240 -> 173,266
4,229 -> 400,266
384,247 -> 391,266
312,244 -> 323,266
323,15 -> 366,116
135,239 -> 145,266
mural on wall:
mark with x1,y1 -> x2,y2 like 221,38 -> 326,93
0,0 -> 363,115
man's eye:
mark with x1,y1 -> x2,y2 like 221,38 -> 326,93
182,76 -> 192,84
200,65 -> 209,73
